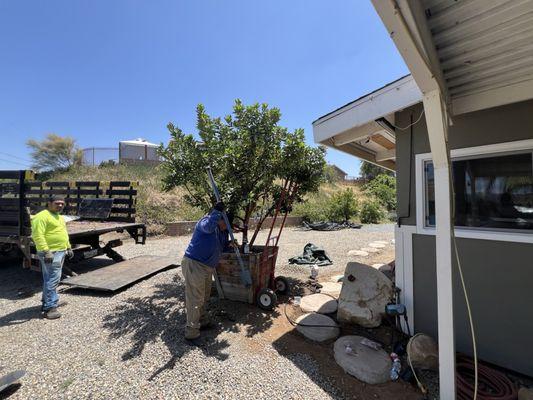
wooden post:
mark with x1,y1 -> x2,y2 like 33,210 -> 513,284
423,89 -> 456,398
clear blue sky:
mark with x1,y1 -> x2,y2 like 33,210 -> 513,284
0,0 -> 408,175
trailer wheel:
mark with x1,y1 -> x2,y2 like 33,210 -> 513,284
274,276 -> 290,295
256,288 -> 277,311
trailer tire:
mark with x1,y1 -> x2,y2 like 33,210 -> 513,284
256,288 -> 277,311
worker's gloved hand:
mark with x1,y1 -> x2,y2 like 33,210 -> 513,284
44,251 -> 54,264
66,248 -> 74,260
214,201 -> 225,212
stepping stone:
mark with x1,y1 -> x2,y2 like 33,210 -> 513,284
318,282 -> 343,298
368,243 -> 386,248
347,250 -> 369,257
330,274 -> 344,283
295,313 -> 339,342
300,293 -> 338,314
361,247 -> 380,253
371,263 -> 386,269
334,335 -> 391,384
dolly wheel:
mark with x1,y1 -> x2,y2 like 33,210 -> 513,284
274,276 -> 290,295
257,288 -> 277,311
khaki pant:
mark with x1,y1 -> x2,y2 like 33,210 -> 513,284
181,256 -> 214,330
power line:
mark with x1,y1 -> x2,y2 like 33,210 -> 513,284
0,151 -> 32,163
0,157 -> 31,168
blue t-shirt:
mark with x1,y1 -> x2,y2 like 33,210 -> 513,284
184,210 -> 229,268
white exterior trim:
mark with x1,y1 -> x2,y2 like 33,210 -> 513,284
415,138 -> 533,244
394,225 -> 416,334
312,75 -> 422,143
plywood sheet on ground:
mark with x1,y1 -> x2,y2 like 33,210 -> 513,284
62,255 -> 178,291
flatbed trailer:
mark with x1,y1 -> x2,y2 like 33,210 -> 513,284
0,170 -> 146,270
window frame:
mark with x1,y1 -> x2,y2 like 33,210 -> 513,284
415,139 -> 533,244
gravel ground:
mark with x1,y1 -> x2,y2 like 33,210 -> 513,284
0,224 -> 421,400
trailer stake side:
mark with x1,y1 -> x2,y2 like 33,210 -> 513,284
0,170 -> 146,272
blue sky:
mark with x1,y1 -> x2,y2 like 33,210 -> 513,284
0,1 -> 408,175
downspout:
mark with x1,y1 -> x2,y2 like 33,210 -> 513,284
397,112 -> 413,227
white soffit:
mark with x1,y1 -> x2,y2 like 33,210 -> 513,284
312,75 -> 422,143
424,0 -> 533,114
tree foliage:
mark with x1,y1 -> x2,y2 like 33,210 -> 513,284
364,174 -> 397,211
327,188 -> 358,222
159,100 -> 326,243
27,134 -> 82,171
359,199 -> 385,224
360,161 -> 394,180
323,165 -> 341,183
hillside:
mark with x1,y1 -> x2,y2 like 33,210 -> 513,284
49,164 -> 368,235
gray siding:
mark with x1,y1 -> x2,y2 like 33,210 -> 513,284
397,99 -> 533,376
395,99 -> 533,226
413,234 -> 533,376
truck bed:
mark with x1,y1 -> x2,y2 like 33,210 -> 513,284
67,220 -> 144,238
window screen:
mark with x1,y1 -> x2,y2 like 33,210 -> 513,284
424,151 -> 533,231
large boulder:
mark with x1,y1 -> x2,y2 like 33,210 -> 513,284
334,335 -> 391,384
295,313 -> 339,342
408,334 -> 439,370
337,262 -> 394,328
300,293 -> 338,314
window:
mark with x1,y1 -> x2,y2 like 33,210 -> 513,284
424,151 -> 533,232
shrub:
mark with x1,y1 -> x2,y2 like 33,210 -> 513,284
291,193 -> 330,222
327,188 -> 358,222
359,199 -> 385,224
364,174 -> 396,211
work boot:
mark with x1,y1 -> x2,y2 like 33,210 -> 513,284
184,326 -> 200,340
43,308 -> 61,320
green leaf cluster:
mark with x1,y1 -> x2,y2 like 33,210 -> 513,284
327,188 -> 359,222
364,174 -> 397,211
159,100 -> 326,240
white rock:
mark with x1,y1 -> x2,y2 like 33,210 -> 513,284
374,241 -> 389,245
371,263 -> 385,269
295,313 -> 339,342
337,262 -> 394,328
334,335 -> 391,384
361,247 -> 379,253
347,250 -> 369,257
391,239 -> 395,244
318,282 -> 343,298
368,243 -> 386,248
330,275 -> 344,283
300,293 -> 338,314
408,334 -> 439,370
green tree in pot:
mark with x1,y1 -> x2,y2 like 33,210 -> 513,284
159,100 -> 326,249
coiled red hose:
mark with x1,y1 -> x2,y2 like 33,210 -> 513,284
456,356 -> 518,400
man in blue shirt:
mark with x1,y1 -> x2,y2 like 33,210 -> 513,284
182,202 -> 231,341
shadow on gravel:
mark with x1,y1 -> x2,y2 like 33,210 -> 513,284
0,383 -> 22,400
0,261 -> 41,301
102,274 -> 280,381
0,305 -> 42,327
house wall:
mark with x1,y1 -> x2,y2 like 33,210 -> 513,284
395,99 -> 533,376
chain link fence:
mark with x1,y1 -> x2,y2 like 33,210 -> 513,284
82,148 -> 119,166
